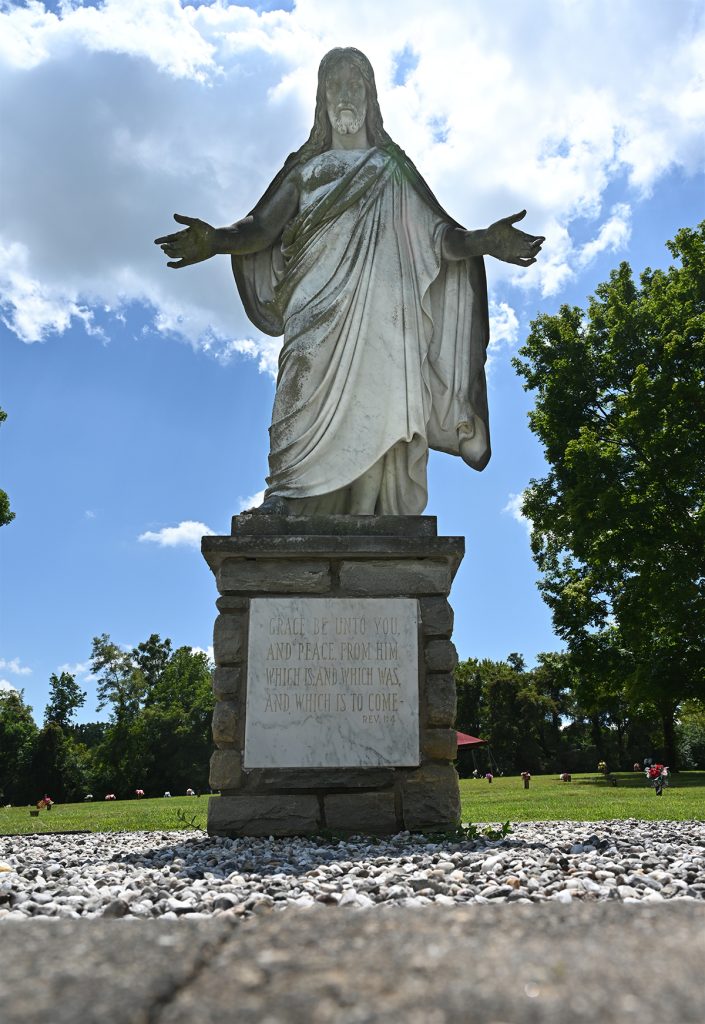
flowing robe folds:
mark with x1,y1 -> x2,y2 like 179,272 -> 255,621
233,147 -> 490,515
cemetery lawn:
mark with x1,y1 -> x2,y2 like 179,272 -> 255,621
0,796 -> 209,836
459,771 -> 705,824
0,773 -> 703,835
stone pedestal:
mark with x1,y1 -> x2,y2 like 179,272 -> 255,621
202,515 -> 464,836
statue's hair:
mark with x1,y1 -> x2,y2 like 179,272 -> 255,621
252,48 -> 393,209
297,47 -> 393,158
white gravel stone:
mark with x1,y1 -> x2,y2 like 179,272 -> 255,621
0,820 -> 703,919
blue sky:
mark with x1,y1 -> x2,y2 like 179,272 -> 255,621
1,0 -> 704,724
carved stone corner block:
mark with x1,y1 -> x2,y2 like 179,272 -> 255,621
400,763 -> 460,831
213,613 -> 246,666
209,749 -> 242,791
218,558 -> 331,594
422,728 -> 458,761
216,595 -> 249,612
324,791 -> 398,835
424,639 -> 458,673
426,674 -> 457,727
212,700 -> 239,748
419,596 -> 454,637
212,665 -> 241,702
339,559 -> 451,596
207,794 -> 321,837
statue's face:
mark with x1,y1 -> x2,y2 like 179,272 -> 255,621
325,60 -> 367,136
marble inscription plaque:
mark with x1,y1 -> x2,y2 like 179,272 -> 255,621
244,598 -> 420,768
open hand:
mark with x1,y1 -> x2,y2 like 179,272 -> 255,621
485,210 -> 544,266
154,214 -> 217,268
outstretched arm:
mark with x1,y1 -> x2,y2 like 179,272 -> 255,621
154,176 -> 299,269
443,210 -> 544,266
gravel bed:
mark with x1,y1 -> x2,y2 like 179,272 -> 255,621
1,820 -> 703,920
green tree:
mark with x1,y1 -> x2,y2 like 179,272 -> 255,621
506,652 -> 526,674
454,658 -> 485,737
481,661 -> 549,773
135,634 -> 173,694
44,671 -> 86,729
88,634 -> 213,796
514,222 -> 705,766
529,650 -> 578,768
72,721 -> 108,748
32,672 -> 92,801
0,407 -> 14,527
676,701 -> 705,769
138,646 -> 214,794
30,723 -> 68,802
91,634 -> 146,720
455,656 -> 551,773
0,688 -> 38,803
90,634 -> 148,794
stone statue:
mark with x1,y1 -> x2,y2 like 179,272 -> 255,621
155,47 -> 544,515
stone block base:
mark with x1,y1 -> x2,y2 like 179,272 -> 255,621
400,764 -> 461,831
209,794 -> 321,837
203,515 -> 465,837
324,791 -> 398,835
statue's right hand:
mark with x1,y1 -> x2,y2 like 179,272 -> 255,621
154,214 -> 217,268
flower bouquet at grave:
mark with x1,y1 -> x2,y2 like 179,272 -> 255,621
646,764 -> 669,796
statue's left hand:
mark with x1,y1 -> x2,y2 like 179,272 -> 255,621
484,210 -> 544,266
154,214 -> 217,268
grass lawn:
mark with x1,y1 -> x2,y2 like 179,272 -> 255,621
0,796 -> 209,837
459,771 -> 705,824
1,773 -> 703,836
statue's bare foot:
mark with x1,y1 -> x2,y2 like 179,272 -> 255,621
244,495 -> 291,515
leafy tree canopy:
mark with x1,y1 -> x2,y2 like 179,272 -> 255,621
0,688 -> 38,802
44,671 -> 86,730
513,222 -> 705,763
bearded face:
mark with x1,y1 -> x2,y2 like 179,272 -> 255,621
325,59 -> 368,137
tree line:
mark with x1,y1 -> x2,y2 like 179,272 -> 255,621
1,636 -> 703,803
454,651 -> 705,777
0,634 -> 214,805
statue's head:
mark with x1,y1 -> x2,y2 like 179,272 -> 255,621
307,47 -> 388,151
262,47 -> 393,200
323,52 -> 368,137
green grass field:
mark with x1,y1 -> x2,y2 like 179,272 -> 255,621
459,771 -> 705,824
1,773 -> 703,836
0,796 -> 209,837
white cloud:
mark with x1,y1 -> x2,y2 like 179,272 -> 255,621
210,336 -> 281,379
577,203 -> 632,268
191,644 -> 215,664
486,298 -> 520,375
488,299 -> 519,347
0,678 -> 19,694
0,0 -> 702,366
503,491 -> 531,537
57,661 -> 95,681
138,520 -> 216,548
236,489 -> 266,512
0,656 -> 32,676
0,0 -> 218,78
489,300 -> 519,347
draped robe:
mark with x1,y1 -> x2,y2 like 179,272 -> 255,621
233,146 -> 491,515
